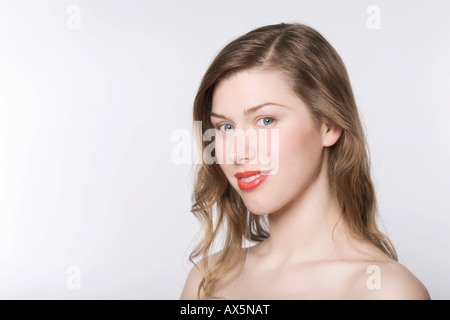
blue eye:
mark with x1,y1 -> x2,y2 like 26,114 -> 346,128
218,124 -> 234,132
216,118 -> 275,131
257,117 -> 275,126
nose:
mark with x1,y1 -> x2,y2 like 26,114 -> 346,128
232,128 -> 257,164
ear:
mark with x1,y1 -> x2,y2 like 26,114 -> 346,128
321,123 -> 342,147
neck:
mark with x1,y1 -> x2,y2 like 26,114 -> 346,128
256,155 -> 348,265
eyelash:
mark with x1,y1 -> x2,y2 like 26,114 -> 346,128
214,117 -> 276,132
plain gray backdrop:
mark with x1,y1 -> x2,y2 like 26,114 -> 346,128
0,0 -> 449,299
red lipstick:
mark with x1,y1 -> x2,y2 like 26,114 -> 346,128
235,170 -> 271,191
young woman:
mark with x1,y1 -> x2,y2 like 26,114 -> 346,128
181,23 -> 430,300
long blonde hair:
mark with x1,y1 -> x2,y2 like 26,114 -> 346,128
190,23 -> 397,299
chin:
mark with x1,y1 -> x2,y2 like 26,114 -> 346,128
248,209 -> 270,216
241,199 -> 274,216
231,184 -> 273,214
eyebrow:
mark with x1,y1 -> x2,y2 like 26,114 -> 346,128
210,102 -> 289,120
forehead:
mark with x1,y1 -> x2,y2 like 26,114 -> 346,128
212,69 -> 295,109
211,69 -> 309,119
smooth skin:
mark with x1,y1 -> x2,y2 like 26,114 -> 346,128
181,69 -> 430,300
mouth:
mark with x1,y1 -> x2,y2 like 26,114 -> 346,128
234,170 -> 271,191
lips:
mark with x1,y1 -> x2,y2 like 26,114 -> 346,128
235,170 -> 271,179
235,170 -> 271,191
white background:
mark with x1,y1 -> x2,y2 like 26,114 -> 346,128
0,0 -> 449,299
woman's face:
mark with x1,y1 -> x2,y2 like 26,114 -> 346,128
210,69 -> 340,215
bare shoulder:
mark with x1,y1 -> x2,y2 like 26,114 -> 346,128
180,262 -> 203,300
179,252 -> 221,300
351,260 -> 430,300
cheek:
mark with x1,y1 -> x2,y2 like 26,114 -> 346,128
214,132 -> 233,165
215,134 -> 235,179
218,162 -> 233,178
278,126 -> 322,175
